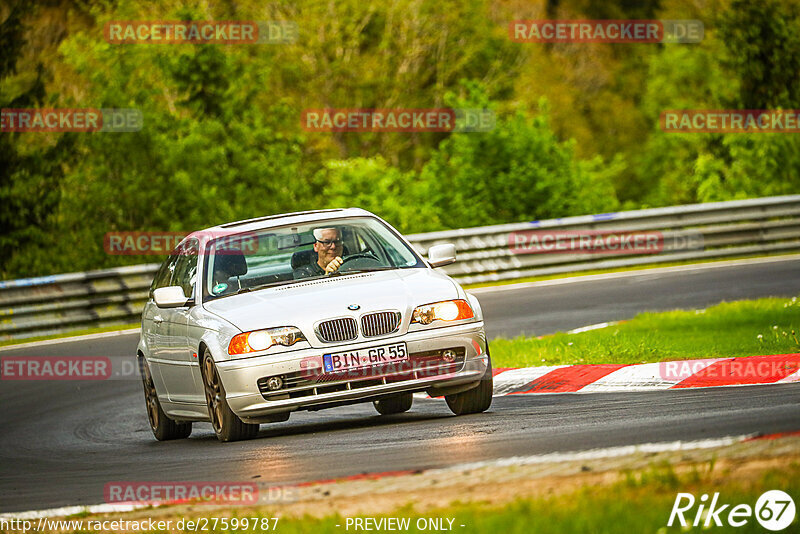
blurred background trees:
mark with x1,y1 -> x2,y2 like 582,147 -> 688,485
1,0 -> 798,277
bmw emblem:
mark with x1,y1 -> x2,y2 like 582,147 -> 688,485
347,304 -> 360,311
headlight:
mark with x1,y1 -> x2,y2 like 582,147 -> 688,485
411,299 -> 474,325
228,326 -> 306,355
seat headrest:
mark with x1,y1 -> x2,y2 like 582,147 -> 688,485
214,251 -> 247,278
291,249 -> 316,270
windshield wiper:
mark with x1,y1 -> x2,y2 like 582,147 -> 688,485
237,280 -> 296,294
329,267 -> 396,276
231,269 -> 395,295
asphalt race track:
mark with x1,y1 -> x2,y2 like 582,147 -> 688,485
1,257 -> 799,513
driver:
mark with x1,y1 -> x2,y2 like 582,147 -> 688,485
293,227 -> 345,279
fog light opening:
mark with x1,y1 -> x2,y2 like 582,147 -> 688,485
442,349 -> 457,363
267,376 -> 284,390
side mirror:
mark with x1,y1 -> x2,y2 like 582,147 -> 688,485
153,286 -> 191,308
428,243 -> 456,268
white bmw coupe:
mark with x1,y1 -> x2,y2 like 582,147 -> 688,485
138,208 -> 492,442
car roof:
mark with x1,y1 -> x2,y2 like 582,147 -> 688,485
194,207 -> 377,236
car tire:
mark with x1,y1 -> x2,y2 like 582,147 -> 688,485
374,392 -> 413,415
201,350 -> 260,442
140,357 -> 192,441
445,351 -> 493,416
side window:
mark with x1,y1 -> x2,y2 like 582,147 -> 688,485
150,253 -> 180,297
355,233 -> 369,253
171,239 -> 199,299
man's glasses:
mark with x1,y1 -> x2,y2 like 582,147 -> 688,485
316,239 -> 342,247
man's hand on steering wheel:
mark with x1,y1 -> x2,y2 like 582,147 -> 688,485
324,256 -> 344,275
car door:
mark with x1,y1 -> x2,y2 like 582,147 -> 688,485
143,252 -> 180,396
160,239 -> 205,404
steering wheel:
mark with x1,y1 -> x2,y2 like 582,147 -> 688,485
337,252 -> 383,272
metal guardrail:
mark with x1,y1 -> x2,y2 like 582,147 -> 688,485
2,195 -> 799,340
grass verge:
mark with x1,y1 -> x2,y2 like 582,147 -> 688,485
40,447 -> 800,533
266,461 -> 800,533
490,296 -> 800,368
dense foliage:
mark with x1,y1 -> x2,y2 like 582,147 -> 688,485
1,0 -> 798,278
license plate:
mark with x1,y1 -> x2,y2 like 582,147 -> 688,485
323,342 -> 408,372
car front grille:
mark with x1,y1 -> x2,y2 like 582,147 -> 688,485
361,311 -> 401,337
316,317 -> 358,343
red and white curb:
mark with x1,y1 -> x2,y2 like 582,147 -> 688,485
489,353 -> 800,395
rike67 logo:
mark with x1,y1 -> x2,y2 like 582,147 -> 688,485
668,490 -> 796,531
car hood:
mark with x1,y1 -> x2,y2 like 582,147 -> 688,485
203,268 -> 460,343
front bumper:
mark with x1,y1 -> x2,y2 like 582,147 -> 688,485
217,322 -> 488,422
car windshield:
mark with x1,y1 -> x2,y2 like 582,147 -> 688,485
202,216 -> 424,301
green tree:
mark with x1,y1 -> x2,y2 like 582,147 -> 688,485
317,157 -> 441,234
717,0 -> 800,109
633,0 -> 800,206
4,6 -> 314,275
0,3 -> 71,278
421,93 -> 621,229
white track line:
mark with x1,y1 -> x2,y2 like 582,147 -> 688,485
0,328 -> 140,352
567,322 -> 614,334
430,435 -> 751,472
0,504 -> 143,521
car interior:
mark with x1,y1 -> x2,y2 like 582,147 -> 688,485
204,226 -> 385,299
